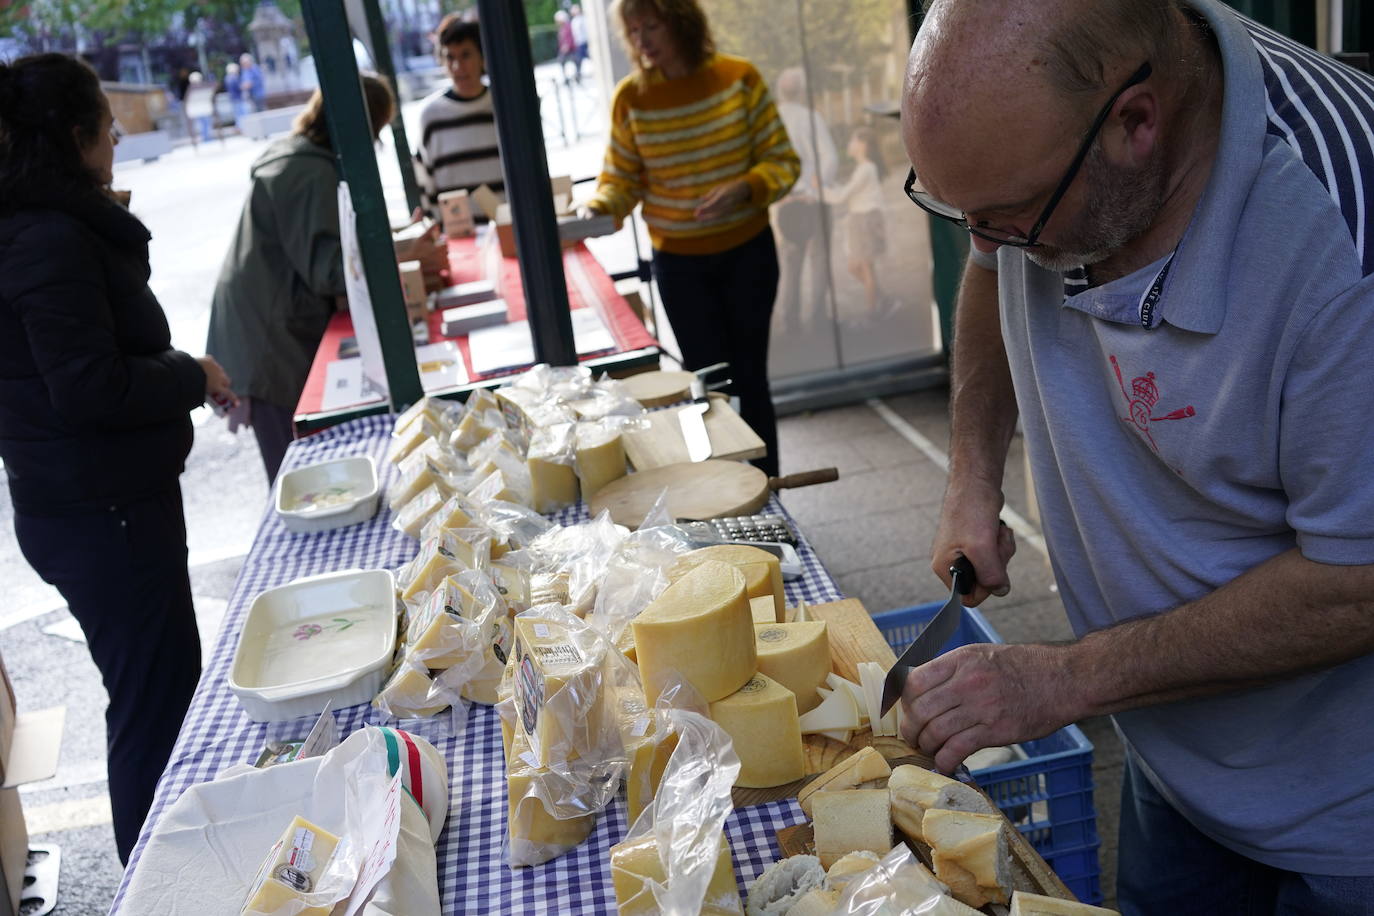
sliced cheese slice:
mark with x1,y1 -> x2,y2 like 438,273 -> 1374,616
825,673 -> 870,725
709,673 -> 805,789
753,621 -> 830,713
632,561 -> 755,704
609,833 -> 743,916
796,682 -> 861,734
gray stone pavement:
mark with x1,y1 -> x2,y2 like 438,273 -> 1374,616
0,68 -> 1124,913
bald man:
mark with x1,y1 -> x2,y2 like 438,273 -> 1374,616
899,0 -> 1374,910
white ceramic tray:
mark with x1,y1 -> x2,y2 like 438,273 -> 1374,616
275,456 -> 381,534
228,569 -> 398,722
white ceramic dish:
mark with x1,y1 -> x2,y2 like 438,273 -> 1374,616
228,569 -> 398,722
275,456 -> 381,534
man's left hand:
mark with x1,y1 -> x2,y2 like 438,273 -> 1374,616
899,642 -> 1077,774
694,179 -> 751,221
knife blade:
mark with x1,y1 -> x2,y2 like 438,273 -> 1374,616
879,553 -> 976,716
678,375 -> 712,462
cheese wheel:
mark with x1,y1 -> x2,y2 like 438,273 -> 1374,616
240,816 -> 340,916
672,545 -> 784,621
812,789 -> 893,869
633,561 -> 755,704
609,833 -> 743,916
527,455 -> 579,514
511,616 -> 607,767
505,732 -> 596,866
708,673 -> 804,789
574,425 -> 626,497
753,621 -> 830,713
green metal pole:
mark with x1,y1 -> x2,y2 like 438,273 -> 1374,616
300,0 -> 424,409
360,0 -> 424,216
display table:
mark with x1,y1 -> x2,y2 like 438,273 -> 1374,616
294,236 -> 660,431
110,415 -> 841,914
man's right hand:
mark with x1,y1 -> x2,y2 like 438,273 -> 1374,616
930,480 -> 1015,605
196,355 -> 239,408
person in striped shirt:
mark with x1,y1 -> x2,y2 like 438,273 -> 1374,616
902,0 -> 1374,910
584,0 -> 800,476
413,15 -> 505,221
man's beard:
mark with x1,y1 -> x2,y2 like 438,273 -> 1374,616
1026,142 -> 1168,274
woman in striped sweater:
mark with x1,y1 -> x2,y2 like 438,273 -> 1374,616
585,0 -> 799,475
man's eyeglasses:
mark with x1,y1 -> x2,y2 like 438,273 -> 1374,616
904,60 -> 1153,248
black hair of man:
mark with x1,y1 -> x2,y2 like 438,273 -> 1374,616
439,16 -> 482,55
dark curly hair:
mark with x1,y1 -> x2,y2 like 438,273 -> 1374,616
0,53 -> 108,212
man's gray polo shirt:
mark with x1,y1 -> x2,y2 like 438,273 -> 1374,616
975,0 -> 1374,873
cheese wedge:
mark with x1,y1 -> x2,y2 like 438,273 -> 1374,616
797,682 -> 861,734
491,561 -> 531,612
389,458 -> 447,512
708,673 -> 805,789
796,747 -> 891,817
506,733 -> 595,866
633,561 -> 755,704
811,789 -> 892,869
574,424 -> 626,497
922,808 -> 1012,908
825,673 -> 869,725
393,483 -> 446,539
622,713 -> 679,825
510,615 -> 607,767
670,544 -> 784,621
1010,892 -> 1121,915
240,816 -> 340,915
373,660 -> 448,718
753,621 -> 830,713
609,833 -> 743,915
390,416 -> 442,464
450,409 -> 496,451
749,596 -> 777,624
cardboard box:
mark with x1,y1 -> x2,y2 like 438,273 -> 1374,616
441,299 -> 508,337
392,219 -> 441,262
438,189 -> 475,238
398,260 -> 428,320
0,651 -> 63,916
470,184 -> 502,222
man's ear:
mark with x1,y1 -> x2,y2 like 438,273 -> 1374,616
1110,87 -> 1159,165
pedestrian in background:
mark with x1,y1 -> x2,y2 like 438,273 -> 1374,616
207,75 -> 395,483
570,4 -> 590,82
184,71 -> 216,144
772,66 -> 836,335
239,53 -> 266,113
0,53 -> 236,864
826,126 -> 888,321
584,0 -> 799,476
555,10 -> 577,85
413,15 -> 505,221
223,62 -> 243,123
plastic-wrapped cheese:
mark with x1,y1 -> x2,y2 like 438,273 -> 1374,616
510,615 -> 607,767
399,531 -> 488,602
671,545 -> 784,621
609,832 -> 743,915
389,458 -> 448,512
373,660 -> 448,718
239,815 -> 340,915
753,621 -> 830,714
450,409 -> 495,451
632,561 -> 755,704
392,483 -> 446,540
505,730 -> 596,866
613,691 -> 680,825
527,455 -> 579,514
574,424 -> 626,497
390,416 -> 442,464
708,673 -> 804,789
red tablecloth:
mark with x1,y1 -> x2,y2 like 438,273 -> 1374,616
296,235 -> 657,417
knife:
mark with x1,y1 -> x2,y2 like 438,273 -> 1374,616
678,375 -> 713,462
879,553 -> 977,716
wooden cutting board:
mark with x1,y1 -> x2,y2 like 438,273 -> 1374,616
622,394 -> 766,469
587,461 -> 836,528
619,369 -> 695,408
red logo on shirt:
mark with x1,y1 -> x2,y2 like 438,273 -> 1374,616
1110,355 -> 1196,453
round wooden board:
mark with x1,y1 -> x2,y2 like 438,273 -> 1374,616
588,460 -> 770,528
619,370 -> 695,408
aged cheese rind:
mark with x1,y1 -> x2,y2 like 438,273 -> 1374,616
632,561 -> 755,704
671,545 -> 784,621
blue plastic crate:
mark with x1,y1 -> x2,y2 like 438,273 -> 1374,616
873,601 -> 1103,905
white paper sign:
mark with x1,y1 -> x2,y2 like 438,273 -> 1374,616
338,181 -> 391,405
341,769 -> 404,916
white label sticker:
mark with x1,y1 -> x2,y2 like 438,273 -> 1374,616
533,623 -> 550,639
630,715 -> 651,738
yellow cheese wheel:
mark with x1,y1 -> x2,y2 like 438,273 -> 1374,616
672,545 -> 784,621
709,673 -> 805,788
632,561 -> 755,704
511,616 -> 607,767
610,833 -> 743,915
753,621 -> 831,713
241,816 -> 341,916
575,426 -> 626,497
527,455 -> 579,514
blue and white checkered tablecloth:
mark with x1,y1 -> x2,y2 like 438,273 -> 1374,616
111,415 -> 841,914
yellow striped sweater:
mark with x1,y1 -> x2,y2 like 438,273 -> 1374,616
588,55 -> 800,255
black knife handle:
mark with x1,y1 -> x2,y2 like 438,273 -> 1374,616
949,553 -> 976,596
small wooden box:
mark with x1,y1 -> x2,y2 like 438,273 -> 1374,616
438,189 -> 475,238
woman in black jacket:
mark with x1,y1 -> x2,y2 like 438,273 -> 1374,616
0,54 -> 236,864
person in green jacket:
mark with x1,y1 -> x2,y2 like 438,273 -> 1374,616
207,74 -> 394,482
